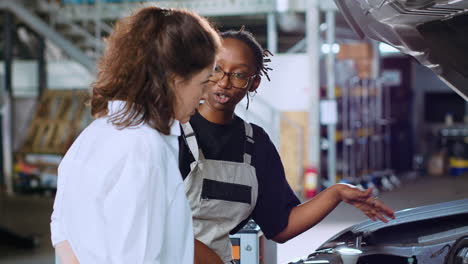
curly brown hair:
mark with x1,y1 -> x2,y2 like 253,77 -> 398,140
91,6 -> 221,134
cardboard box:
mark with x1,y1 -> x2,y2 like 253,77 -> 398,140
279,112 -> 309,192
337,42 -> 374,60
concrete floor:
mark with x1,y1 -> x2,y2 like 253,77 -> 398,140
0,193 -> 54,264
0,174 -> 467,264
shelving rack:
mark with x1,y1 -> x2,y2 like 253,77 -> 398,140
320,42 -> 400,193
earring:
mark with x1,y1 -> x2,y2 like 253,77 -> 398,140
245,90 -> 257,110
249,90 -> 258,98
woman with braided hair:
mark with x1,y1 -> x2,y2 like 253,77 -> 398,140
179,28 -> 395,264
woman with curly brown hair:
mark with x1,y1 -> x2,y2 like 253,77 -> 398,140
50,6 -> 220,264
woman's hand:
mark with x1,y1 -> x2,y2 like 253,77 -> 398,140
272,183 -> 396,243
337,183 -> 395,222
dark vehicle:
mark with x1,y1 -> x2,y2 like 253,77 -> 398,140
289,199 -> 468,264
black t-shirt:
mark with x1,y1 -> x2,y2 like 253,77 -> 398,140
178,111 -> 300,239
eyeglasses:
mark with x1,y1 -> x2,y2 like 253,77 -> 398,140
209,66 -> 257,89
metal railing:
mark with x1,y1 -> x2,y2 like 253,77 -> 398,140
0,0 -> 96,71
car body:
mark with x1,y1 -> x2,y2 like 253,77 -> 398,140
333,0 -> 468,101
288,199 -> 468,264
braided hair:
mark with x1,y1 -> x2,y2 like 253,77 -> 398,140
220,26 -> 272,81
220,26 -> 272,109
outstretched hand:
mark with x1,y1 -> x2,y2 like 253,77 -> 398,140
337,183 -> 395,222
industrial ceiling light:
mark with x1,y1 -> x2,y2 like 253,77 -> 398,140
276,0 -> 289,12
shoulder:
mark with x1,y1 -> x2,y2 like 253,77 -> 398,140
103,119 -> 163,151
247,122 -> 275,148
234,116 -> 271,141
59,120 -> 172,190
66,118 -> 167,162
250,123 -> 269,139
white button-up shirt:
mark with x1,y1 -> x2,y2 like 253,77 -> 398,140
51,101 -> 194,264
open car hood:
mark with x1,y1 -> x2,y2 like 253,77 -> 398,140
334,0 -> 468,101
319,198 -> 468,248
288,199 -> 468,264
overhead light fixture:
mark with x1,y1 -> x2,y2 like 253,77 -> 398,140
379,43 -> 400,53
321,43 -> 340,54
276,0 -> 289,12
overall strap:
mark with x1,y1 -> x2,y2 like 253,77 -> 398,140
181,122 -> 205,161
243,121 -> 254,164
